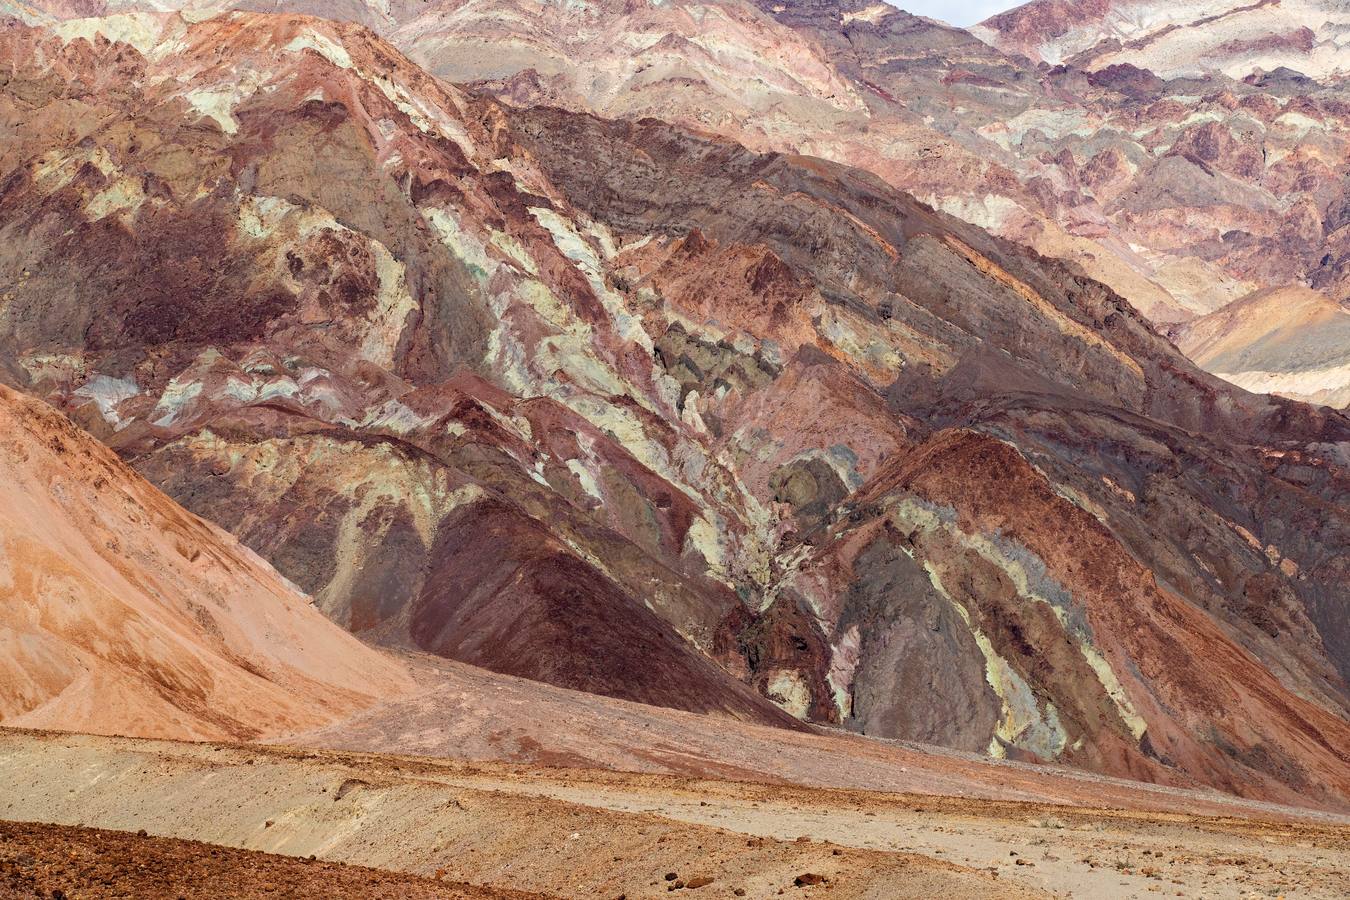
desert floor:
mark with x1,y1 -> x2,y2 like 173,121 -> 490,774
2,729 -> 1347,898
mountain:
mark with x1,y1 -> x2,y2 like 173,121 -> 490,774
0,383 -> 415,740
0,9 -> 804,730
976,0 -> 1350,80
11,1 -> 1350,402
9,388 -> 1343,829
390,0 -> 1350,342
2,10 -> 1349,809
379,0 -> 1217,324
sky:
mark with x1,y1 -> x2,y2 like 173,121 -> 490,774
889,1 -> 1016,27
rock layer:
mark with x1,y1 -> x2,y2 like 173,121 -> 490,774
13,1 -> 1350,402
0,11 -> 1348,808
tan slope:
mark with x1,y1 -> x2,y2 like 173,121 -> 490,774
1172,285 -> 1350,407
0,384 -> 415,740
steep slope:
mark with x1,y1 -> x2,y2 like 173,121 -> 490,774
362,0 -> 1350,332
0,0 -> 1242,323
16,1 -> 1350,367
0,10 -> 797,728
749,0 -> 1350,329
389,0 -> 1213,323
970,2 -> 1350,340
1,11 -> 1348,807
0,383 -> 415,740
1172,285 -> 1350,407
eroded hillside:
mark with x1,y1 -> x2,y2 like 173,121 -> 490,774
0,10 -> 1348,809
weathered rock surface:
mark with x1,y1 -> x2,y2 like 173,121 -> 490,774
1,10 -> 1348,809
13,1 -> 1350,400
0,10 -> 799,728
977,0 -> 1350,80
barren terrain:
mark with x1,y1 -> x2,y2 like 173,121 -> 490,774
2,729 -> 1347,898
5,12 -> 1349,810
1,6 -> 1349,898
0,820 -> 543,899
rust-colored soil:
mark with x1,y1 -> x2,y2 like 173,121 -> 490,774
0,820 -> 545,900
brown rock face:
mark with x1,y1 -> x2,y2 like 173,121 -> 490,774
411,498 -> 799,723
1,11 -> 1348,810
12,0 -> 1350,401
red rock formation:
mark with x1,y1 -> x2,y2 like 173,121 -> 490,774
1,10 -> 1348,809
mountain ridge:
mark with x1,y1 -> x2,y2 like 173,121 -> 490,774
13,0 -> 1350,405
1,6 -> 1348,810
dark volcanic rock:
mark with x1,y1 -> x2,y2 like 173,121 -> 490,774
413,498 -> 799,723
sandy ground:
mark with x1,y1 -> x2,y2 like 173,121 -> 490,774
297,654 -> 1350,822
292,650 -> 1350,825
3,729 -> 1347,898
450,771 -> 1350,899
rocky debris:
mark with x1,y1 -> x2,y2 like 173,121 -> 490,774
0,820 -> 539,899
334,777 -> 369,800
